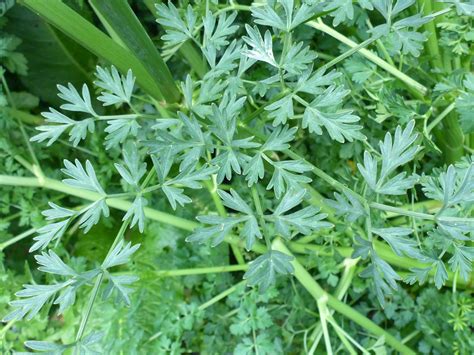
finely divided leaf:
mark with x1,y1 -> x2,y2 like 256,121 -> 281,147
301,86 -> 365,143
115,142 -> 147,187
104,117 -> 140,150
103,274 -> 139,306
102,239 -> 140,269
35,250 -> 77,276
267,160 -> 312,198
325,191 -> 365,222
186,215 -> 244,247
78,199 -> 110,233
156,2 -> 196,48
122,195 -> 147,233
31,108 -> 94,146
62,159 -> 106,195
243,25 -> 278,67
94,66 -> 135,106
358,121 -> 419,195
372,227 -> 423,259
57,83 -> 97,115
30,220 -> 69,252
243,250 -> 294,292
3,282 -> 70,321
272,189 -> 332,238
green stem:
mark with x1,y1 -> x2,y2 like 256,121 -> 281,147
198,280 -> 246,311
372,202 -> 473,224
366,19 -> 395,66
0,175 -> 199,231
272,238 -> 415,355
307,20 -> 427,99
204,179 -> 245,265
434,113 -> 465,163
251,186 -> 271,249
74,273 -> 104,347
370,202 -> 435,220
0,228 -> 36,251
284,150 -> 366,203
75,219 -> 130,347
416,0 -> 465,162
151,264 -> 248,277
418,0 -> 443,69
328,317 -> 358,355
289,240 -> 471,288
321,36 -> 380,72
308,258 -> 358,353
426,102 -> 456,134
0,319 -> 15,339
2,173 -> 471,288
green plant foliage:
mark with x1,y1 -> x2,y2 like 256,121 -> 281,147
1,0 -> 473,354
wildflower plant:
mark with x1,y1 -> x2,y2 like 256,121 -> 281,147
0,0 -> 473,353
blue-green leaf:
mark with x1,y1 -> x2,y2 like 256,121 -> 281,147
123,195 -> 147,233
62,159 -> 106,195
242,25 -> 277,67
35,250 -> 77,277
103,274 -> 139,306
57,83 -> 96,115
94,65 -> 135,106
115,142 -> 147,187
372,227 -> 424,259
244,250 -> 294,292
102,239 -> 140,269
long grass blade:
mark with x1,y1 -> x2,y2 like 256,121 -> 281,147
18,0 -> 167,101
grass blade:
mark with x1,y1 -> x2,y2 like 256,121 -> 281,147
18,0 -> 167,102
89,0 -> 180,102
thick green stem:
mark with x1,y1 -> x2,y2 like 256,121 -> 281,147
289,240 -> 471,288
0,319 -> 16,339
2,173 -> 471,288
418,0 -> 443,69
0,175 -> 199,231
272,238 -> 415,354
320,36 -> 380,72
434,114 -> 465,163
416,0 -> 465,162
370,202 -> 435,220
426,102 -> 456,133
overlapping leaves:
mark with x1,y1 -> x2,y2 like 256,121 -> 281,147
188,188 -> 331,247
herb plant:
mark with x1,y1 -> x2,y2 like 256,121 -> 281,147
0,0 -> 473,354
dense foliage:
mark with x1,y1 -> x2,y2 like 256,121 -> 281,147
0,0 -> 473,354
